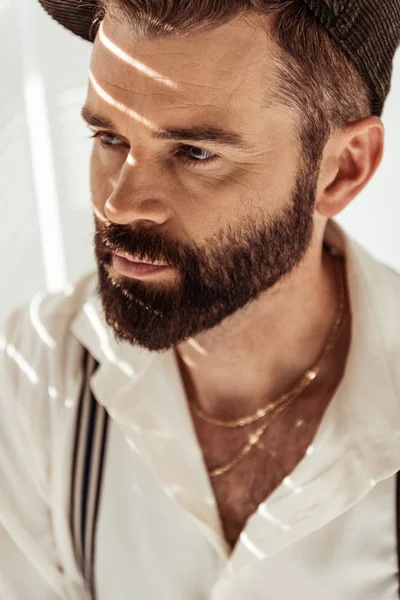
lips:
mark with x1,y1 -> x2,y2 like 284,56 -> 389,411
111,253 -> 173,279
113,250 -> 168,267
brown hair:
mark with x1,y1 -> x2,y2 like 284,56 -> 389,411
94,0 -> 372,168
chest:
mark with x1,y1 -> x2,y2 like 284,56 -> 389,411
209,452 -> 288,549
190,389 -> 336,549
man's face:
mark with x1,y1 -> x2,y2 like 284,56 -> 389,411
86,13 -> 321,352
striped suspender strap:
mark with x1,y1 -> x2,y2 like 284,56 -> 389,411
69,347 -> 110,600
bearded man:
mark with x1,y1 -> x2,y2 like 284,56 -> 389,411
1,1 -> 400,598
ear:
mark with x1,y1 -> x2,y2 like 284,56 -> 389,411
315,116 -> 385,219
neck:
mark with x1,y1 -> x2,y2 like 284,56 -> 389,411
175,245 -> 348,420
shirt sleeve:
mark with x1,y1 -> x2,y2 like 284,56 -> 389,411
0,306 -> 65,600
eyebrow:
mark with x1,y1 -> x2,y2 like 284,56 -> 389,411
80,105 -> 253,150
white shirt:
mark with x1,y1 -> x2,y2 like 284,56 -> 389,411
1,218 -> 400,599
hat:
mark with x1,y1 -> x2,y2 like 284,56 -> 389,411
38,0 -> 400,117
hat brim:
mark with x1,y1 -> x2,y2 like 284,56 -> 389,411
38,0 -> 99,42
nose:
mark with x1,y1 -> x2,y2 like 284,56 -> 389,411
104,161 -> 172,227
105,197 -> 168,227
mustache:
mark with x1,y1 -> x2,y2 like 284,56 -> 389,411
93,221 -> 186,267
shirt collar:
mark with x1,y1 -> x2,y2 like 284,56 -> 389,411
70,218 -> 400,572
324,218 -> 400,475
70,275 -> 230,558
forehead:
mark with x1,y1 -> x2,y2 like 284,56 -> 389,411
87,13 -> 280,133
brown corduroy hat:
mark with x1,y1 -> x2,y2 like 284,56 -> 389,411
38,0 -> 400,117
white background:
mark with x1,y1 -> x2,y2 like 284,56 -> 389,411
1,0 -> 399,327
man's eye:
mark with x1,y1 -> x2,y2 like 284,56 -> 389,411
89,132 -> 220,168
176,145 -> 219,168
89,131 -> 125,148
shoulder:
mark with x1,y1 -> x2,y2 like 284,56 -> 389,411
0,270 -> 97,406
351,245 -> 400,397
0,272 -> 97,496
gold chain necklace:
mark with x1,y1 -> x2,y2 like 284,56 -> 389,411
189,258 -> 348,478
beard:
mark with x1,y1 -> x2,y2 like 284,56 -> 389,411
94,155 -> 318,352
